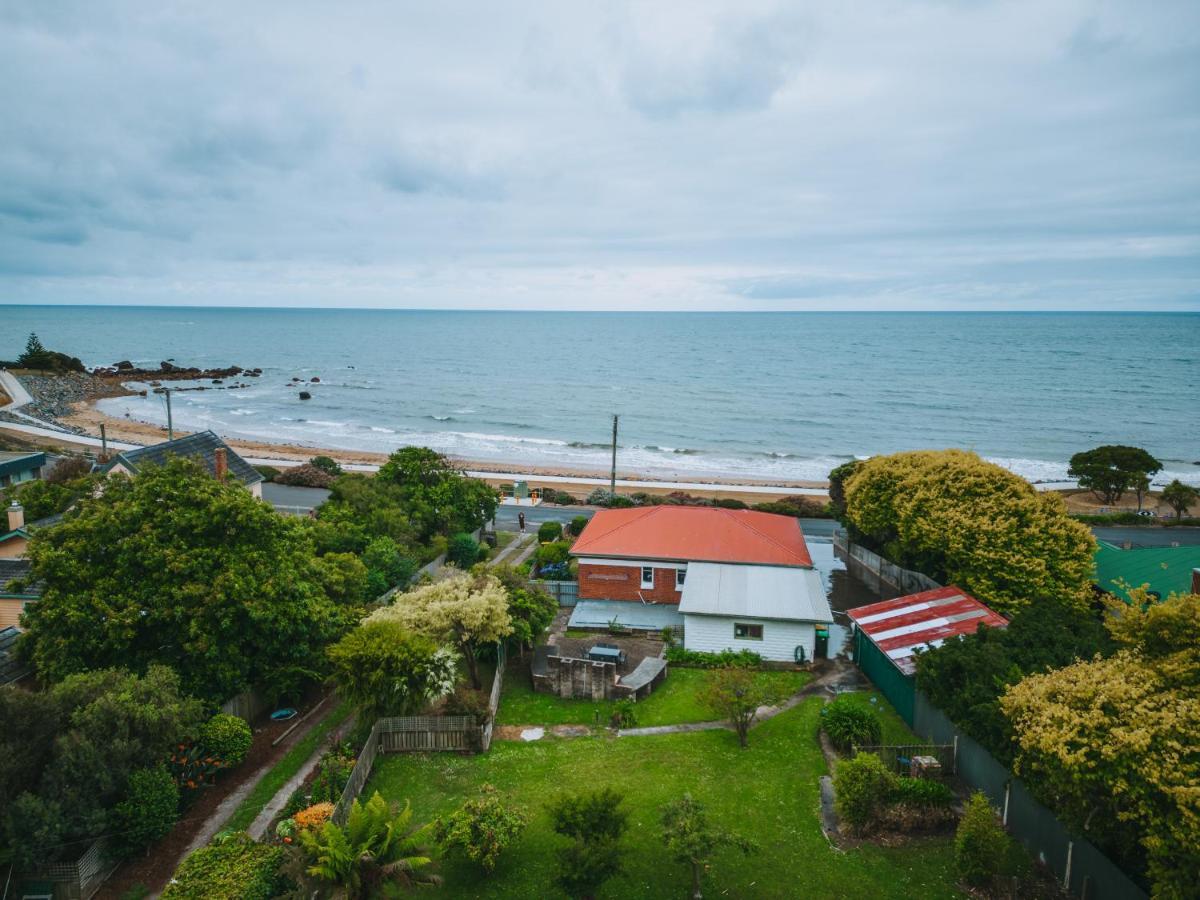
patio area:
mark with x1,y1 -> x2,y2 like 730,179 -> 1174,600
566,598 -> 684,632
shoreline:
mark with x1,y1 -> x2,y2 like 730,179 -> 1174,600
45,399 -> 832,503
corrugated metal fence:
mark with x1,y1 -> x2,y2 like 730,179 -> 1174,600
533,579 -> 579,607
911,692 -> 1147,900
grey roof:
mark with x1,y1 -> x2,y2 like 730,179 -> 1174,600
568,599 -> 684,631
104,431 -> 262,487
0,559 -> 40,597
0,626 -> 29,684
679,562 -> 832,623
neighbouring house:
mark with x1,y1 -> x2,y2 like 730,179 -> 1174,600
1093,540 -> 1200,603
570,506 -> 833,662
0,450 -> 45,488
0,501 -> 30,559
101,430 -> 264,497
0,558 -> 39,630
847,586 -> 1008,723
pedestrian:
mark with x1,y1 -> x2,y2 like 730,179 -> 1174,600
518,511 -> 526,534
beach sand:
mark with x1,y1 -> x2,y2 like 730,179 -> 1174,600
39,401 -> 831,504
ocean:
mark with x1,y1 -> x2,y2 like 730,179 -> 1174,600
2,306 -> 1198,485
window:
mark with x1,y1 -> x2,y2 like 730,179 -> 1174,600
675,567 -> 687,588
640,566 -> 654,589
734,622 -> 763,641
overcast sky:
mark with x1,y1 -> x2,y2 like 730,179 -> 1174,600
1,1 -> 1197,310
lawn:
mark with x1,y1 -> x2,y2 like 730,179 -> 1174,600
366,697 -> 962,899
495,664 -> 811,729
833,691 -> 922,745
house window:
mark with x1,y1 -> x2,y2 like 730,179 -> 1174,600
640,566 -> 654,589
734,622 -> 764,641
675,568 -> 687,588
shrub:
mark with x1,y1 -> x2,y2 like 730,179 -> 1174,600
535,540 -> 571,569
294,802 -> 334,831
200,713 -> 253,767
833,753 -> 896,833
538,520 -> 563,542
252,465 -> 280,482
548,789 -> 628,899
273,463 -> 334,488
112,766 -> 180,856
712,497 -> 748,509
162,832 -> 284,900
664,646 -> 762,668
610,699 -> 637,729
820,697 -> 883,752
434,784 -> 527,872
447,532 -> 484,568
309,455 -> 343,476
890,776 -> 955,808
45,455 -> 93,484
553,490 -> 579,505
570,515 -> 589,536
309,749 -> 356,805
751,496 -> 827,518
955,792 -> 1009,887
660,626 -> 676,647
443,684 -> 491,724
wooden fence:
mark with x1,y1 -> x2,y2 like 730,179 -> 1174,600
332,642 -> 507,826
219,687 -> 269,723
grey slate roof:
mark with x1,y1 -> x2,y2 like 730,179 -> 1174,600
0,559 -> 41,597
0,625 -> 30,684
103,430 -> 262,487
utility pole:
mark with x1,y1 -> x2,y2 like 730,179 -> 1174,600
99,423 -> 107,459
610,414 -> 618,499
164,388 -> 174,441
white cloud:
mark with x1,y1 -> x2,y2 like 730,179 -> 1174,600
0,0 -> 1196,309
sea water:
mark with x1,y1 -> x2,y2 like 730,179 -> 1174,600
2,307 -> 1197,485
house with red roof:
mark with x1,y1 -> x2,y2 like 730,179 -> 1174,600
846,586 -> 1007,722
569,506 -> 833,662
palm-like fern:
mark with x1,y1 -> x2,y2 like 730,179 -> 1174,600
299,791 -> 440,898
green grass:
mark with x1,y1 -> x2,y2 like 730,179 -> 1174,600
833,691 -> 922,746
366,698 -> 962,899
223,699 -> 354,832
496,664 -> 810,728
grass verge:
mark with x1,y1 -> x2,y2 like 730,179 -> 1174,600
223,699 -> 354,832
367,697 -> 961,899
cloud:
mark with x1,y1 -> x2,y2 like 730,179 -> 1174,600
0,0 -> 1196,309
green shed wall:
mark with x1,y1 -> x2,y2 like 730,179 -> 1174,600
854,629 -> 916,726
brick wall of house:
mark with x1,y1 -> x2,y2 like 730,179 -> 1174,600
578,561 -> 683,604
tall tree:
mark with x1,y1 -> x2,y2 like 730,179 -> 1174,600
327,619 -> 459,718
1068,445 -> 1162,505
368,570 -> 512,688
661,793 -> 756,899
20,457 -> 348,704
548,789 -> 628,900
376,447 -> 498,540
1161,479 -> 1199,520
1001,590 -> 1200,898
843,449 -> 1096,615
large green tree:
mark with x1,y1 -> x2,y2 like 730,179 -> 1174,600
376,447 -> 499,541
843,449 -> 1096,615
1161,479 -> 1199,520
20,457 -> 348,704
327,619 -> 459,719
1002,590 -> 1200,898
1068,445 -> 1162,505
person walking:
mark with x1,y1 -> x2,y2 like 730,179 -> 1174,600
518,511 -> 526,534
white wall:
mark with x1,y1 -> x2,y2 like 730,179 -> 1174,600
683,614 -> 816,663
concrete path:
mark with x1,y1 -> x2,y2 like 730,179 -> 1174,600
490,532 -> 534,567
0,370 -> 33,411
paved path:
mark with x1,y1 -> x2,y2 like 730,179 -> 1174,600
489,532 -> 534,567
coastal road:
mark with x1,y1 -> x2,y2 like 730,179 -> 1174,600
491,505 -> 842,539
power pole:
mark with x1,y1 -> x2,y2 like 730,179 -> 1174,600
610,414 -> 618,499
99,423 -> 107,458
165,388 -> 174,441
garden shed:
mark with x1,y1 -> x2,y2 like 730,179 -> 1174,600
847,586 -> 1007,724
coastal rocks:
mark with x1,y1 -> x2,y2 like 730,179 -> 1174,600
298,391 -> 312,400
310,377 -> 320,383
113,360 -> 134,371
291,377 -> 301,382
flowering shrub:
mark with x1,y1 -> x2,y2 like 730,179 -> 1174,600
169,743 -> 223,794
434,785 -> 527,872
200,713 -> 253,767
294,802 -> 334,831
275,818 -> 296,842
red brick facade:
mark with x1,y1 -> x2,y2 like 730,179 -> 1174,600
577,561 -> 684,604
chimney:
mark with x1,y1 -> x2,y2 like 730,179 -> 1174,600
7,501 -> 24,532
214,447 -> 228,482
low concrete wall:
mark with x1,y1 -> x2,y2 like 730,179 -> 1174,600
534,653 -> 619,700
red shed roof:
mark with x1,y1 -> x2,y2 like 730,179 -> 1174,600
570,506 -> 812,568
847,586 -> 1007,676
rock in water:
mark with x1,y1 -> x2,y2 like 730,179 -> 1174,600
310,376 -> 320,383
299,391 -> 312,400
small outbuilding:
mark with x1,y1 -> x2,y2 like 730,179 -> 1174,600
847,586 -> 1007,723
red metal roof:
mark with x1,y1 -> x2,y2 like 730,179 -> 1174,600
847,586 -> 1007,676
570,506 -> 813,568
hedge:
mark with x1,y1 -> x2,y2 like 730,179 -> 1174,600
162,832 -> 284,900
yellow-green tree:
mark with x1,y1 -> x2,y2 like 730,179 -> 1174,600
843,450 -> 1095,614
368,570 -> 512,688
1001,591 -> 1200,899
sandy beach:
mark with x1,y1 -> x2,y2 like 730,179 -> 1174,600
29,399 -> 831,504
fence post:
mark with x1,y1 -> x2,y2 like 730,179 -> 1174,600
1002,781 -> 1010,826
952,735 -> 958,775
1064,840 -> 1074,890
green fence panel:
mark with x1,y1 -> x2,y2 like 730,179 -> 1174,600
853,629 -> 915,726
